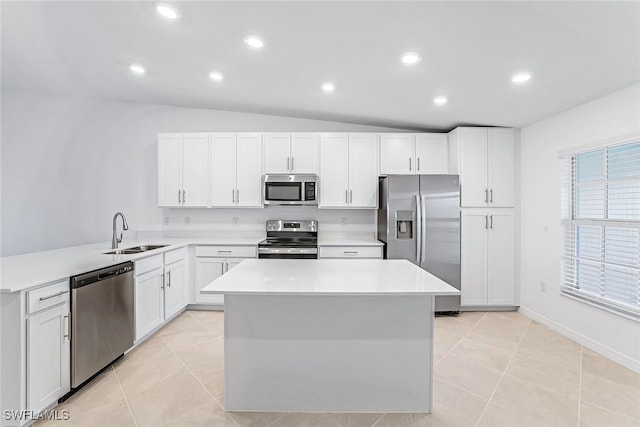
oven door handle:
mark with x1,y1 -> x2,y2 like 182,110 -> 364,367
258,247 -> 318,255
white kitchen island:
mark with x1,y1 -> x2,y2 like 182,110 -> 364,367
201,259 -> 460,413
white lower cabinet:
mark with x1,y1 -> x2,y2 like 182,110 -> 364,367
135,248 -> 188,342
319,246 -> 383,259
194,245 -> 257,305
461,209 -> 515,307
26,292 -> 70,415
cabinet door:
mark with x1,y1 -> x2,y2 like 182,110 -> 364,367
291,133 -> 319,174
263,133 -> 291,174
226,259 -> 245,270
319,133 -> 349,208
459,129 -> 489,207
182,133 -> 210,207
460,210 -> 488,306
135,268 -> 165,341
195,257 -> 225,305
27,301 -> 70,413
487,211 -> 515,305
158,134 -> 183,207
415,134 -> 448,174
379,134 -> 415,174
348,133 -> 378,208
236,133 -> 263,207
164,260 -> 186,319
487,128 -> 515,207
210,133 -> 237,207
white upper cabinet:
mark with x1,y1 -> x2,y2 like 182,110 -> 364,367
236,133 -> 263,207
264,133 -> 318,174
379,134 -> 414,174
449,127 -> 515,207
210,133 -> 237,207
211,132 -> 263,208
158,133 -> 209,207
319,133 -> 378,208
414,134 -> 448,174
380,133 -> 448,175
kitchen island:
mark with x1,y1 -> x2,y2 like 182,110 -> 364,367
201,258 -> 459,413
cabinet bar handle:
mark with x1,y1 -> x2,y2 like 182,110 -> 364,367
409,158 -> 412,171
161,273 -> 165,290
217,250 -> 232,253
183,190 -> 186,204
232,189 -> 235,203
39,290 -> 68,301
287,157 -> 290,171
343,251 -> 359,254
417,157 -> 420,171
63,314 -> 70,340
291,157 -> 295,171
167,271 -> 171,287
345,189 -> 348,203
349,190 -> 353,203
489,189 -> 493,203
236,189 -> 239,204
178,190 -> 181,204
490,215 -> 494,229
485,215 -> 489,229
484,189 -> 488,203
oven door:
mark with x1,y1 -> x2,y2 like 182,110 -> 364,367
258,247 -> 318,259
264,182 -> 303,205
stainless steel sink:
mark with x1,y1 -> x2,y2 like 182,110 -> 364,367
104,244 -> 168,255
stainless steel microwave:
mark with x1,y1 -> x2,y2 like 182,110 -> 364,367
263,175 -> 317,206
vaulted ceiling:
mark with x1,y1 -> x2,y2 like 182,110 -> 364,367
2,1 -> 639,130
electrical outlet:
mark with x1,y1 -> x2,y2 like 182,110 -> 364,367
164,217 -> 170,225
232,217 -> 239,225
540,280 -> 547,292
185,216 -> 191,225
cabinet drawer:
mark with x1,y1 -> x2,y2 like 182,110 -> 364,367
164,247 -> 187,265
319,246 -> 383,259
26,280 -> 70,314
195,246 -> 256,258
135,254 -> 164,276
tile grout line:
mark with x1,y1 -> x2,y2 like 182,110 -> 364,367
433,312 -> 486,368
473,318 -> 532,427
577,345 -> 583,427
111,365 -> 140,427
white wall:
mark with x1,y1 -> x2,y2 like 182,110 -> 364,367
0,90 -> 405,256
519,82 -> 640,371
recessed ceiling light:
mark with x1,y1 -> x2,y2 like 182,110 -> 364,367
244,36 -> 264,49
129,64 -> 146,75
433,96 -> 448,105
321,82 -> 335,93
209,71 -> 224,82
401,52 -> 421,65
155,3 -> 179,20
511,72 -> 532,84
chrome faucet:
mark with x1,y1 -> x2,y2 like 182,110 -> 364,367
112,212 -> 129,249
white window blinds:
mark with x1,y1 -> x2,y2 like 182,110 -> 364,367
560,140 -> 640,319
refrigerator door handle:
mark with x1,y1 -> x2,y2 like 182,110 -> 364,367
415,194 -> 422,263
421,195 -> 428,263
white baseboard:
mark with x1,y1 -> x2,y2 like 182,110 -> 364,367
518,307 -> 640,374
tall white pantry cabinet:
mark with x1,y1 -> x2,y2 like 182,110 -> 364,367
449,127 -> 517,308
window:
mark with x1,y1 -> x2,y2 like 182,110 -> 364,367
561,140 -> 640,319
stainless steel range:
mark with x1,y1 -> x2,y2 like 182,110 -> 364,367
258,220 -> 318,259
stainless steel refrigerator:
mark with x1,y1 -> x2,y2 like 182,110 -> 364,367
378,175 -> 461,313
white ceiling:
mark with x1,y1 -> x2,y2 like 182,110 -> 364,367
2,1 -> 639,131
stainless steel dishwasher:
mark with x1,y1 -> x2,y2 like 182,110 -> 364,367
70,262 -> 134,388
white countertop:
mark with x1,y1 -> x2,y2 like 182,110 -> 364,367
201,259 -> 459,296
0,237 -> 264,293
317,238 -> 383,247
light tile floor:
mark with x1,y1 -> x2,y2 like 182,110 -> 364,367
37,310 -> 640,427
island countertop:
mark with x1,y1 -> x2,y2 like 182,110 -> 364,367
201,258 -> 460,296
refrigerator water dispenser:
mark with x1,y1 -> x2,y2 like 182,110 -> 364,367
395,211 -> 414,239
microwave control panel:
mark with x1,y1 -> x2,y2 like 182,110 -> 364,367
305,182 -> 316,201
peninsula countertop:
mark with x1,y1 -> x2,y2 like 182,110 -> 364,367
201,258 -> 460,296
